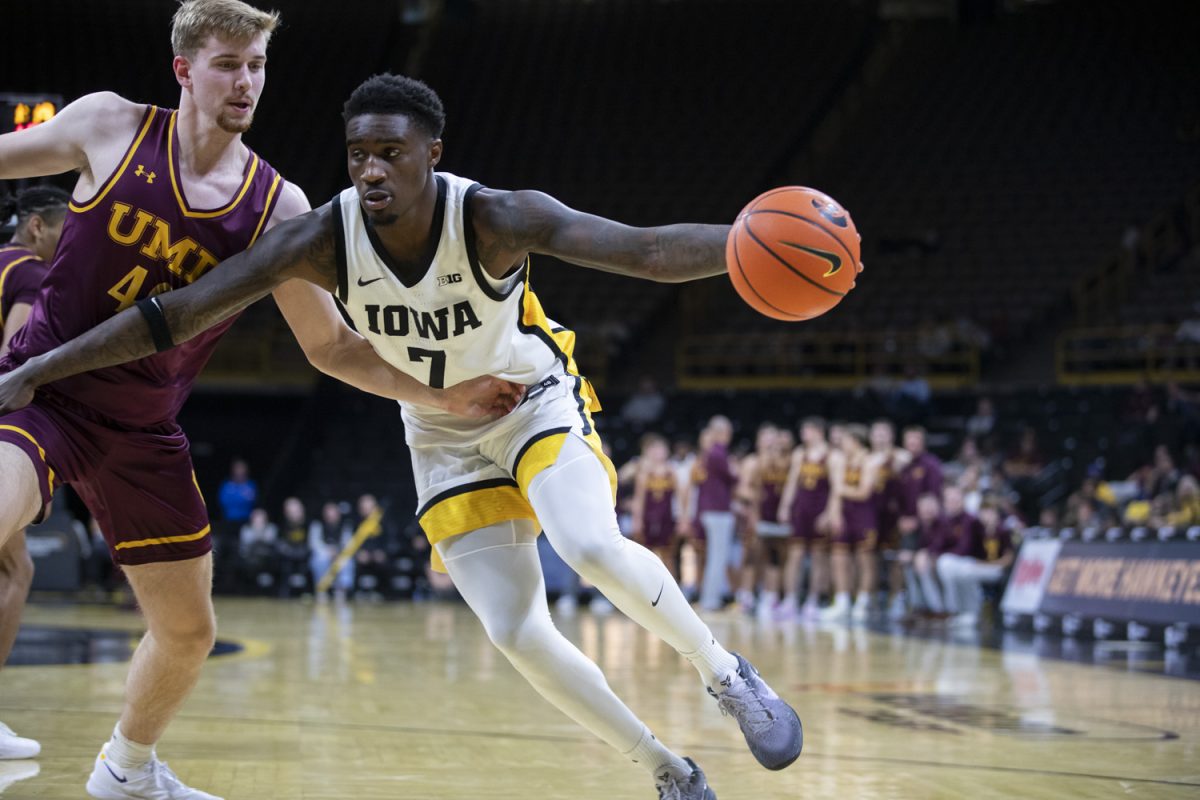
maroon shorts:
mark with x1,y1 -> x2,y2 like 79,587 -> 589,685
835,501 -> 878,549
0,389 -> 212,566
642,516 -> 676,549
791,507 -> 827,543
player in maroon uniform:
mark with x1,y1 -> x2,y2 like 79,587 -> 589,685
679,416 -> 738,611
936,501 -> 1015,627
0,186 -> 67,762
734,424 -> 790,620
632,433 -> 681,579
868,419 -> 911,620
778,417 -> 832,620
915,484 -> 982,618
822,424 -> 883,621
0,3 -> 516,797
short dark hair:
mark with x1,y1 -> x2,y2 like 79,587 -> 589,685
343,73 -> 445,138
1,185 -> 69,227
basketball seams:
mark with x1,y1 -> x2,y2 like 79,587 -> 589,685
729,224 -> 807,321
744,208 -> 859,268
742,222 -> 847,298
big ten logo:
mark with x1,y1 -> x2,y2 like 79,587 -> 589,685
436,273 -> 463,287
105,203 -> 219,311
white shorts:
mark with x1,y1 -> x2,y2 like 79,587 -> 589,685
408,374 -> 616,571
756,521 -> 792,538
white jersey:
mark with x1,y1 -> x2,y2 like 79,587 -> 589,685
332,172 -> 599,447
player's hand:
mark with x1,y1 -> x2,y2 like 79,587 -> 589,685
438,375 -> 524,419
0,364 -> 37,414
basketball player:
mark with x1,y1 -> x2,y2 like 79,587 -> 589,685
681,416 -> 739,612
631,433 -> 681,580
822,424 -> 884,621
895,425 -> 945,614
0,186 -> 67,762
868,419 -> 910,620
734,424 -> 791,621
778,416 -> 831,620
0,7 -> 519,798
0,74 -> 817,799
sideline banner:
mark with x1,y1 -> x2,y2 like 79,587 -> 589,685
1037,540 -> 1200,625
1001,538 -> 1062,615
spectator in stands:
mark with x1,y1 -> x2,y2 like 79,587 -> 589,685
1064,474 -> 1117,526
353,494 -> 390,599
1037,507 -> 1060,529
218,458 -> 258,524
310,501 -> 354,601
892,366 -> 932,423
238,508 -> 278,592
1065,498 -> 1104,530
620,376 -> 666,428
1002,427 -> 1045,481
277,497 -> 310,597
944,437 -> 985,485
936,502 -> 1016,627
238,508 -> 277,555
965,397 -> 996,441
1155,475 -> 1200,528
1122,378 -> 1157,425
1127,445 -> 1182,512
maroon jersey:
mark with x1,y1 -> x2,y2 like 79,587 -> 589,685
759,460 -> 788,523
941,511 -> 984,557
641,470 -> 676,545
0,244 -> 48,327
897,452 -> 945,516
841,462 -> 878,539
4,106 -> 283,428
952,518 -> 1011,561
792,449 -> 830,520
693,443 -> 735,514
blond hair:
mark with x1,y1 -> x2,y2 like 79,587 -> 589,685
171,0 -> 280,58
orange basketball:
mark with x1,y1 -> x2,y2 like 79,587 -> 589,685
726,186 -> 861,321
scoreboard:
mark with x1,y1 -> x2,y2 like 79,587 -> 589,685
1,93 -> 63,134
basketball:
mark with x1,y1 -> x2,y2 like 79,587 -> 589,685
726,186 -> 861,321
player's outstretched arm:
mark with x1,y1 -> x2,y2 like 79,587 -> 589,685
0,92 -> 141,180
0,206 -> 333,412
472,189 -> 729,283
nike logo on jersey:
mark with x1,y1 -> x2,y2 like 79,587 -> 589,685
780,241 -> 843,277
652,582 -> 665,607
357,275 -> 386,287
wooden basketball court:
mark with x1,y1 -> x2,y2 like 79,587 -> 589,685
3,599 -> 1197,798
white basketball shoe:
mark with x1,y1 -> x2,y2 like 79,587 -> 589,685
86,743 -> 222,800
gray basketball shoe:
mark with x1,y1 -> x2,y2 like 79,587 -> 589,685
708,652 -> 803,770
655,758 -> 716,800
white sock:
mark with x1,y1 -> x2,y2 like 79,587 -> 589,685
854,592 -> 870,607
526,436 -> 740,691
833,592 -> 851,608
761,590 -> 779,607
107,724 -> 153,771
625,726 -> 691,780
781,593 -> 798,609
683,634 -> 741,690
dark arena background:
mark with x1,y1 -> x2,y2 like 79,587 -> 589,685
1,0 -> 1199,798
